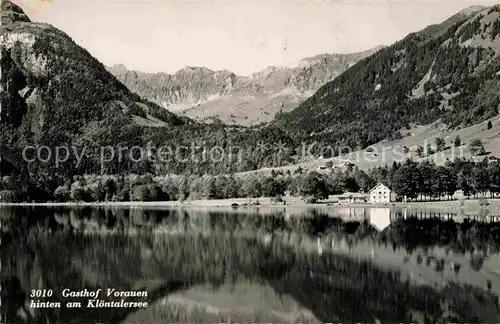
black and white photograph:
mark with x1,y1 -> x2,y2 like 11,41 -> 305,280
2,0 -> 500,322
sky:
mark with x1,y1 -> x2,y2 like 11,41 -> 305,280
14,0 -> 500,75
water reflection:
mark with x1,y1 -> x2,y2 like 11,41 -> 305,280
2,206 -> 500,323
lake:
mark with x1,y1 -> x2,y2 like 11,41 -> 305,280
2,205 -> 500,323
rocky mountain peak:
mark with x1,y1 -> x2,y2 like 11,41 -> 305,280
458,5 -> 487,17
176,66 -> 214,76
1,0 -> 31,25
110,63 -> 128,74
108,46 -> 383,125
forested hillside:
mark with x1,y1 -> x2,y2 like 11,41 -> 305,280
273,5 -> 500,156
6,157 -> 495,204
2,1 -> 500,202
0,0 -> 296,201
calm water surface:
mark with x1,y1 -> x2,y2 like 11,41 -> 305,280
2,205 -> 500,323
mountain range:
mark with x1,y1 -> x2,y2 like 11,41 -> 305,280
107,47 -> 383,125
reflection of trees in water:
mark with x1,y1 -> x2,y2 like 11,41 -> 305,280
391,225 -> 493,276
3,228 -> 500,324
434,259 -> 445,273
5,206 -> 500,261
419,255 -> 460,275
426,256 -> 433,267
470,254 -> 486,271
1,277 -> 27,323
383,217 -> 500,264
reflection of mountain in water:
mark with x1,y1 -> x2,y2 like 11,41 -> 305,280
2,206 -> 500,323
124,281 -> 320,323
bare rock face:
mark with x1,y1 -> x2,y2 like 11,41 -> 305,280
1,0 -> 30,25
107,46 -> 383,125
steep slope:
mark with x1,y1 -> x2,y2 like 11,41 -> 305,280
237,115 -> 500,178
272,5 -> 500,155
107,64 -> 239,113
0,0 -> 188,181
107,47 -> 382,125
0,2 -> 186,129
0,0 -> 298,202
1,0 -> 29,24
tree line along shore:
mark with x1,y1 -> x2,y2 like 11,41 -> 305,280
1,157 -> 499,205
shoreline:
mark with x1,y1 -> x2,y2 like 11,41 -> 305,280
1,197 -> 500,214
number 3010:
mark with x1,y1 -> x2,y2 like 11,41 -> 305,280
30,289 -> 53,298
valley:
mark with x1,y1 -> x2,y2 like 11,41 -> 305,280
1,1 -> 500,205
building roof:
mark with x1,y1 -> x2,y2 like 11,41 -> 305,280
369,182 -> 390,193
339,192 -> 366,199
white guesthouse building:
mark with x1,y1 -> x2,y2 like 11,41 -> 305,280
369,183 -> 391,204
